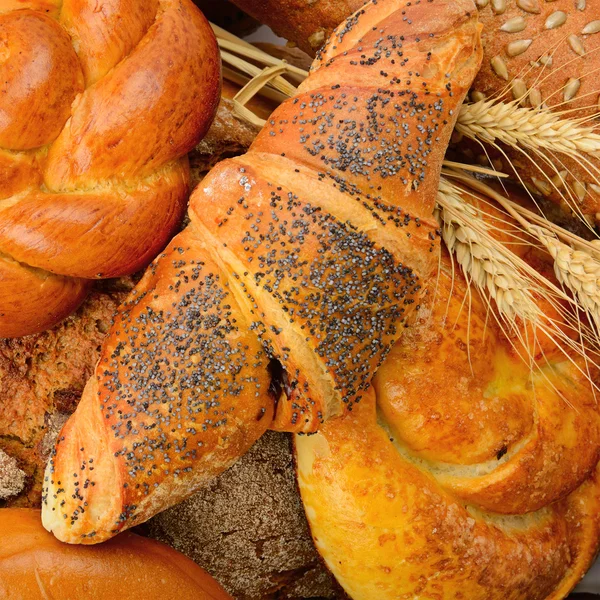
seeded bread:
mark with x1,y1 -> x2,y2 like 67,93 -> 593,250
468,0 -> 600,220
41,0 -> 481,544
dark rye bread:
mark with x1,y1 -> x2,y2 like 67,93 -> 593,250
0,280 -> 132,507
145,432 -> 344,600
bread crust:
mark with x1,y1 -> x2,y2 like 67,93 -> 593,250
229,0 -> 366,55
41,0 -> 482,544
468,0 -> 600,220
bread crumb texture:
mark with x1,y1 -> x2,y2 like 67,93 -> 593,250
0,449 -> 25,500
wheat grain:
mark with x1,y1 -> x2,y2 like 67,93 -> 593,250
436,180 -> 544,324
531,226 -> 600,331
443,169 -> 600,339
456,99 -> 600,160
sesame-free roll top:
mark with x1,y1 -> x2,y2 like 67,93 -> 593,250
43,0 -> 482,543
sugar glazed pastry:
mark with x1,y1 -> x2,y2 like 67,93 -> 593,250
42,0 -> 482,542
0,0 -> 220,338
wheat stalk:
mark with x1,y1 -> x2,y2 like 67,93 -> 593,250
439,179 -> 600,399
457,99 -> 600,160
533,227 -> 600,332
436,179 -> 544,324
444,169 -> 600,338
456,98 -> 600,228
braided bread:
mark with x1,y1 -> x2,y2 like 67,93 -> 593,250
41,0 -> 482,543
295,191 -> 600,599
0,0 -> 220,338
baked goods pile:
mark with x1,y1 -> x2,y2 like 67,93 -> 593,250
2,0 -> 600,598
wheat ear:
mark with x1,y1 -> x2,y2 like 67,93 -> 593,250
436,179 -> 544,325
455,99 -> 600,227
457,99 -> 600,160
536,228 -> 600,333
446,170 -> 600,336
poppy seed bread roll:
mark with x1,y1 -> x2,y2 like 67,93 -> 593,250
42,0 -> 483,544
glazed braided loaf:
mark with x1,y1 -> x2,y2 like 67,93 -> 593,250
42,0 -> 482,543
0,0 -> 220,338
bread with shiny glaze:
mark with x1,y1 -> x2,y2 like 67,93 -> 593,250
0,0 -> 221,338
0,508 -> 231,599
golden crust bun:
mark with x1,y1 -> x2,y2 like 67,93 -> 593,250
296,195 -> 600,599
0,508 -> 231,599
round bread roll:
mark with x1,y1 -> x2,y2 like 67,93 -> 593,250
0,508 -> 231,600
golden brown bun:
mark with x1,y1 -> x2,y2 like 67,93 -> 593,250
42,0 -> 482,544
295,192 -> 600,599
468,0 -> 600,220
0,257 -> 90,339
0,0 -> 221,338
0,508 -> 231,599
